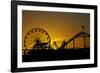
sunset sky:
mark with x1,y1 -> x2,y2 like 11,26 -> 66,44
22,10 -> 90,49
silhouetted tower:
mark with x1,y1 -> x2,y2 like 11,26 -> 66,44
81,26 -> 86,48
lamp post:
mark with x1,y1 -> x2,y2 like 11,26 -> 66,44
81,26 -> 86,48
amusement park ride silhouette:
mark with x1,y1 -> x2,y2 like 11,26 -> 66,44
22,26 -> 90,62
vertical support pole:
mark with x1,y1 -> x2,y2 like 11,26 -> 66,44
66,44 -> 67,49
48,43 -> 50,49
84,33 -> 86,48
73,39 -> 75,48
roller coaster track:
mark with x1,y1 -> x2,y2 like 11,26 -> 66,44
65,32 -> 90,49
53,32 -> 90,49
66,32 -> 89,44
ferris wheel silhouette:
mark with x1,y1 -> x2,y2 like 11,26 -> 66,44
24,28 -> 51,50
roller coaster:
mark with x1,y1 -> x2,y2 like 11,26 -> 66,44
52,32 -> 90,49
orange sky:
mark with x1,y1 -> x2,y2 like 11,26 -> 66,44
22,10 -> 90,49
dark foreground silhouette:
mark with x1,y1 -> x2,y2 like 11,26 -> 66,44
22,48 -> 90,62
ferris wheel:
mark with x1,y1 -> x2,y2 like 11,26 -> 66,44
24,28 -> 51,50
